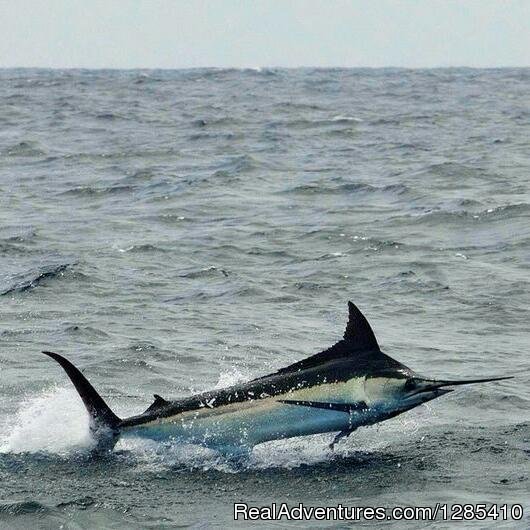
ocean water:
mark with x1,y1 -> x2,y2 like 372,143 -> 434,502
0,68 -> 528,528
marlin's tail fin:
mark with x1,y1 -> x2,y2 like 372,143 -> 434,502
42,351 -> 121,436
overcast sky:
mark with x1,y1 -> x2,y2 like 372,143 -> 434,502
1,0 -> 528,69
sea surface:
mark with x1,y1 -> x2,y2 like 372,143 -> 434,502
0,68 -> 528,529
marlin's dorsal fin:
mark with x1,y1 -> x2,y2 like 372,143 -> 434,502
144,394 -> 169,413
253,302 -> 382,379
343,301 -> 379,351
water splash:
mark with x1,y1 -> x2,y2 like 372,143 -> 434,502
213,367 -> 251,389
0,386 -> 94,454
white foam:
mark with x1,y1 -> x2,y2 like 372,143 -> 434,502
213,367 -> 251,389
332,115 -> 363,122
118,437 -> 238,473
0,386 -> 94,454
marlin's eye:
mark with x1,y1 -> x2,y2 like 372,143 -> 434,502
404,379 -> 417,391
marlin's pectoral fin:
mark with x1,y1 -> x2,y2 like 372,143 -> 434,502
278,399 -> 364,451
330,427 -> 357,450
278,400 -> 368,414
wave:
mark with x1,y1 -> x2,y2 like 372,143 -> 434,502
55,496 -> 96,509
191,116 -> 242,128
116,243 -> 165,253
279,181 -> 410,197
0,225 -> 36,241
276,101 -> 326,111
94,112 -> 128,121
2,140 -> 47,157
216,153 -> 261,174
408,203 -> 530,224
45,146 -> 181,164
63,325 -> 110,340
380,270 -> 450,293
188,131 -> 244,142
0,500 -> 49,515
281,182 -> 375,195
58,184 -> 135,197
0,242 -> 27,254
164,285 -> 263,303
331,115 -> 363,123
179,266 -> 229,279
0,263 -> 72,296
270,116 -> 363,129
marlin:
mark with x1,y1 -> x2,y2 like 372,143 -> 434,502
42,302 -> 511,454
